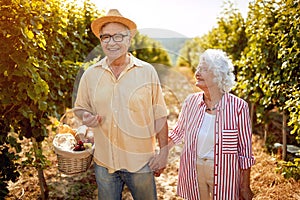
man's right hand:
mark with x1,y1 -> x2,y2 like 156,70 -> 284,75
82,112 -> 102,127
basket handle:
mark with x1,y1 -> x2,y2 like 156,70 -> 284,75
57,108 -> 83,135
59,108 -> 77,123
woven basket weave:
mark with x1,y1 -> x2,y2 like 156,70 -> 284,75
53,110 -> 94,175
56,153 -> 93,175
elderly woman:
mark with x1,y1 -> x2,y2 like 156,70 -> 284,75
169,49 -> 255,200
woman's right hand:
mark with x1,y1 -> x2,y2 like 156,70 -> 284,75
82,112 -> 102,127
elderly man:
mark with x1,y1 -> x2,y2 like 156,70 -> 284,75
74,9 -> 169,200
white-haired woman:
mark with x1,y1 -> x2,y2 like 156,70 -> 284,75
169,49 -> 255,200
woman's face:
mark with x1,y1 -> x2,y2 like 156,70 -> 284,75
100,23 -> 131,61
195,62 -> 215,90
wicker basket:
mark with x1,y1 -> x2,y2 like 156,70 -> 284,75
53,110 -> 94,175
54,140 -> 94,175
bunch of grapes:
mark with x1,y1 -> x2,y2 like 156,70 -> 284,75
73,140 -> 85,151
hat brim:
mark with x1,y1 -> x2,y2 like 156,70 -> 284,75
91,16 -> 137,39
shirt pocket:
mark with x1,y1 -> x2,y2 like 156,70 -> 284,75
222,129 -> 238,154
126,85 -> 152,128
128,85 -> 151,112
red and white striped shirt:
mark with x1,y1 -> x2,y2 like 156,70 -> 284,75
169,92 -> 255,200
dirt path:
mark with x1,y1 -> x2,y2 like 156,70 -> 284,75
6,133 -> 300,200
249,135 -> 300,200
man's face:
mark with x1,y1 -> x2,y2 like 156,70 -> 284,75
100,23 -> 131,62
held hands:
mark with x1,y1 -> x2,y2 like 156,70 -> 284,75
82,112 -> 102,127
149,147 -> 169,177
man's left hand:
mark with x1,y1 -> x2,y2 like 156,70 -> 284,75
148,149 -> 168,177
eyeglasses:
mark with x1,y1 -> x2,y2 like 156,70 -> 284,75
99,33 -> 128,43
196,67 -> 209,73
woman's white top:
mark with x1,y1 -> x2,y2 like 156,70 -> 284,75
197,112 -> 215,159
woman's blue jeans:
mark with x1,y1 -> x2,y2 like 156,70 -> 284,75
94,163 -> 157,200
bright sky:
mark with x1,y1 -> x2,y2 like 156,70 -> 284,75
91,0 -> 251,38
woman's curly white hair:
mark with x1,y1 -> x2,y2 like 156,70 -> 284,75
199,49 -> 236,93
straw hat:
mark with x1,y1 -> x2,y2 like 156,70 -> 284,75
91,9 -> 137,38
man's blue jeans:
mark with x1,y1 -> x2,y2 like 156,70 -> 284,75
94,163 -> 157,200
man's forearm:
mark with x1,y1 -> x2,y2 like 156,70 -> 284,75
155,117 -> 168,153
74,109 -> 86,119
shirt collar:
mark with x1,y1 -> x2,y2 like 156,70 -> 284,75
97,53 -> 143,70
198,92 -> 229,109
199,93 -> 205,106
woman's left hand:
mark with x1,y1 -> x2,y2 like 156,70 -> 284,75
240,187 -> 254,200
